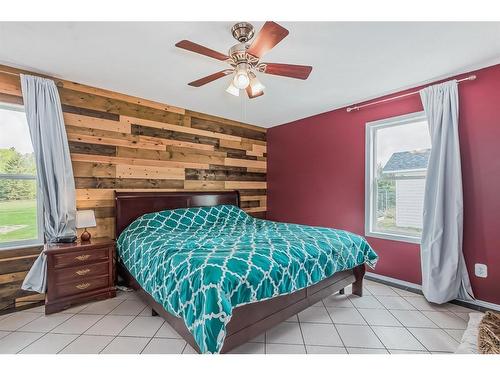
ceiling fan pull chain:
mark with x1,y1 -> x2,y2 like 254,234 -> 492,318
240,93 -> 247,122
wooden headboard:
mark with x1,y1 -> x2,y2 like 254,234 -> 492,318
115,191 -> 240,238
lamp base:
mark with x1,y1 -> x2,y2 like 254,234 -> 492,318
80,229 -> 91,242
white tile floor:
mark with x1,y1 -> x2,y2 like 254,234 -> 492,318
0,279 -> 474,354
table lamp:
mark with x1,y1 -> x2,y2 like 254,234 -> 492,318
76,210 -> 96,242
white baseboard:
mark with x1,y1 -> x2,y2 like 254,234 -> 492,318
366,271 -> 500,312
366,272 -> 422,291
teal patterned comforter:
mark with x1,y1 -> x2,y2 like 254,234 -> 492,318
117,205 -> 378,353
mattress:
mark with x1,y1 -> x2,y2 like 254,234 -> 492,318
117,204 -> 378,353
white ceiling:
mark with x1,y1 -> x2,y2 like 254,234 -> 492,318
1,22 -> 500,128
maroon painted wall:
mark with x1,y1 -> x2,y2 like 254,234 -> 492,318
267,64 -> 500,305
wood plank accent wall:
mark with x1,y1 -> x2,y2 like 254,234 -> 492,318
0,64 -> 267,313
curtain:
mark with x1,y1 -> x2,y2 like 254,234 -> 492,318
419,80 -> 474,304
21,74 -> 76,293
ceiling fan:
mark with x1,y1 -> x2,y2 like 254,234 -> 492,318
175,22 -> 313,99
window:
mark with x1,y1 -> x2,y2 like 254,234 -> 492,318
0,102 -> 43,249
365,112 -> 431,243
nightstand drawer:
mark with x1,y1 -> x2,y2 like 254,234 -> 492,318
53,261 -> 109,284
45,237 -> 116,314
52,246 -> 109,268
53,275 -> 110,298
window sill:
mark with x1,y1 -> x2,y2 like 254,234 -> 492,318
0,241 -> 44,253
366,231 -> 421,245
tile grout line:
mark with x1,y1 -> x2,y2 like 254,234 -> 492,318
369,291 -> 431,353
265,320 -> 305,353
18,311 -> 81,353
52,294 -> 143,353
95,296 -> 187,354
373,285 -> 466,352
263,330 -> 266,354
8,309 -> 78,354
264,341 -> 344,348
55,296 -> 131,354
180,341 -> 189,354
3,281 -> 466,354
97,297 -> 148,354
346,291 -> 390,354
63,297 -> 140,351
14,331 -> 50,354
139,311 -> 170,354
262,340 -> 414,351
417,310 -> 466,344
296,311 -> 309,354
0,311 -> 20,323
2,310 -> 46,331
449,311 -> 469,321
372,285 -> 436,352
354,285 -> 440,352
398,292 -> 466,346
0,313 -> 47,347
321,297 -> 347,352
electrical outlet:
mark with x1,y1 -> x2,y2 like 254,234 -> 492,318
475,263 -> 488,278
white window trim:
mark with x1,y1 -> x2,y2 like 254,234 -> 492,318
365,111 -> 427,244
0,103 -> 44,251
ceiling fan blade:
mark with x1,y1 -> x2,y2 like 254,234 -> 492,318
247,22 -> 289,58
262,63 -> 312,80
188,70 -> 233,87
246,86 -> 264,99
175,40 -> 229,61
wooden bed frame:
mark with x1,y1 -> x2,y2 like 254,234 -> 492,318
115,191 -> 365,353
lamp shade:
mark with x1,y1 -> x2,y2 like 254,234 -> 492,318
76,210 -> 96,229
249,74 -> 265,96
226,82 -> 240,97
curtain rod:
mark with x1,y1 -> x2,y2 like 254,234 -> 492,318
1,68 -> 477,112
346,74 -> 476,113
0,68 -> 59,84
0,69 -> 53,80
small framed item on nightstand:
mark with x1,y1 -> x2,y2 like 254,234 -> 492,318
44,237 -> 116,314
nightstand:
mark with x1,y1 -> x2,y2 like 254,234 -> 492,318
44,237 -> 116,314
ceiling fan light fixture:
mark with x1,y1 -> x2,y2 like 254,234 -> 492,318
233,63 -> 250,89
249,75 -> 265,96
226,82 -> 240,96
175,22 -> 312,98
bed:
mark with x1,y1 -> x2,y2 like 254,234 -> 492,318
115,191 -> 378,353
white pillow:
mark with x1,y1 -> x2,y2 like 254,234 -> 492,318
455,312 -> 484,354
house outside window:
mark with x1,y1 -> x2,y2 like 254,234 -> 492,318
0,102 -> 43,250
365,112 -> 431,243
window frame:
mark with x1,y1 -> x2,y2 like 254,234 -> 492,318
0,102 -> 44,251
365,111 -> 428,244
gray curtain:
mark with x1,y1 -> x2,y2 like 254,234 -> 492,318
419,80 -> 474,304
21,74 -> 76,293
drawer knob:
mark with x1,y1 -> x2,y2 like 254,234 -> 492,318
76,282 -> 91,290
75,254 -> 91,261
75,268 -> 91,276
